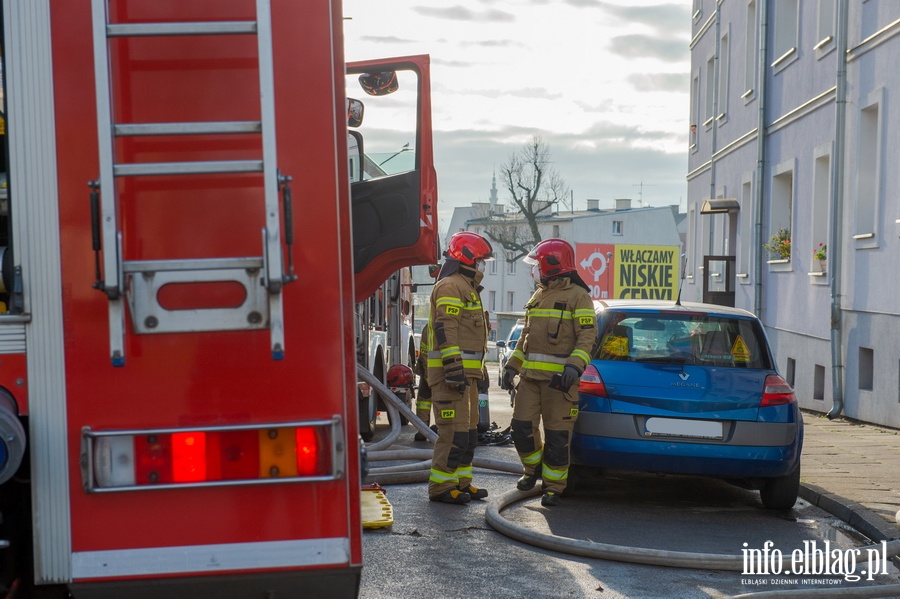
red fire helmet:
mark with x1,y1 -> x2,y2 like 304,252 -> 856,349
524,238 -> 576,278
444,231 -> 494,266
386,364 -> 415,388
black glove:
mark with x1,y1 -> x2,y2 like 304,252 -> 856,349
559,364 -> 581,391
500,367 -> 517,391
444,360 -> 467,394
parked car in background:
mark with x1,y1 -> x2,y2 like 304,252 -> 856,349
571,300 -> 803,509
496,319 -> 524,385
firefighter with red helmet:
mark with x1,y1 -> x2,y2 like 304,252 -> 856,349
501,238 -> 596,507
426,231 -> 492,504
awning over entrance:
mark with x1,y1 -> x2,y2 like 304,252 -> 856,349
700,198 -> 740,214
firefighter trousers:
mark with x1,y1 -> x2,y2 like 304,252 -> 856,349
510,377 -> 579,494
428,377 -> 479,498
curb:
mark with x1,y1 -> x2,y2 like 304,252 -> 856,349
800,482 -> 900,544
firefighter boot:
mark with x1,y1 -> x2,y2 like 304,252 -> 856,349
430,489 -> 471,505
541,491 -> 560,507
459,485 -> 488,500
516,468 -> 540,491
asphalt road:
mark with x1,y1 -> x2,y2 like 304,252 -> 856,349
359,377 -> 900,598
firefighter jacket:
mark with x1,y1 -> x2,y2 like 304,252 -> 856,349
506,277 -> 596,381
426,271 -> 488,385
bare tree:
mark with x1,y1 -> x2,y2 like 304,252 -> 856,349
481,136 -> 569,262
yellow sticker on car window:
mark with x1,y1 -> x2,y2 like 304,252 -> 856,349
445,306 -> 460,316
731,336 -> 751,362
602,334 -> 629,357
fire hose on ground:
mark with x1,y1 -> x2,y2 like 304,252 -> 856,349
357,366 -> 900,597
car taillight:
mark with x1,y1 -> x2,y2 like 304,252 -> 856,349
578,364 -> 608,397
761,374 -> 796,407
85,419 -> 340,492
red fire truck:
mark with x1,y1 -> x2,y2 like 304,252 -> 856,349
0,1 -> 436,597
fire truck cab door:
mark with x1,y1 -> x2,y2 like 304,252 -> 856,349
346,55 -> 438,301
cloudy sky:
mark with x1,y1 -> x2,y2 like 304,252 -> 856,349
342,0 -> 692,232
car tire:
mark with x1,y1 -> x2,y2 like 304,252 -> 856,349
760,464 -> 800,509
359,393 -> 377,442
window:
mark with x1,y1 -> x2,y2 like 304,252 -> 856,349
859,347 -> 874,391
814,364 -> 826,401
772,0 -> 798,70
743,0 -> 757,100
770,159 -> 795,261
812,148 -> 830,272
691,72 -> 701,147
612,220 -> 623,236
786,357 -> 796,387
488,290 -> 496,312
507,256 -> 517,275
705,55 -> 715,125
855,98 -> 880,238
552,225 -> 560,237
717,31 -> 730,122
815,0 -> 836,56
506,291 -> 515,312
738,174 -> 753,280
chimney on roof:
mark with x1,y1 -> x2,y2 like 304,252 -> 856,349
586,199 -> 600,211
615,198 -> 632,211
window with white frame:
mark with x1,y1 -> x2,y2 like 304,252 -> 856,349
743,0 -> 757,100
691,72 -> 701,146
816,0 -> 836,54
489,258 -> 497,274
739,174 -> 753,279
506,291 -> 515,312
612,220 -> 623,236
856,100 -> 880,237
812,149 -> 830,269
552,224 -> 560,237
507,254 -> 517,274
772,0 -> 798,67
717,31 -> 729,122
770,160 -> 794,260
705,55 -> 715,126
488,290 -> 496,311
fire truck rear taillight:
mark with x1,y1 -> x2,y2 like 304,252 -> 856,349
83,419 -> 342,492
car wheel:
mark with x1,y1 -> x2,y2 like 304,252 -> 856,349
760,464 -> 800,509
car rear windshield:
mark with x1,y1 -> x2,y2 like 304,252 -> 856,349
592,311 -> 773,369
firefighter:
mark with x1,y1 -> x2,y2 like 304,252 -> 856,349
501,238 -> 596,507
426,231 -> 493,504
413,323 -> 433,442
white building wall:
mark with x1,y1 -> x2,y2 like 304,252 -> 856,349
689,0 -> 900,428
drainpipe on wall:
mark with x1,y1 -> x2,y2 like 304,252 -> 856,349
827,0 -> 848,419
753,0 -> 768,318
709,5 -> 720,203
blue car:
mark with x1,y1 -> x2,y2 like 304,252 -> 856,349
571,300 -> 803,509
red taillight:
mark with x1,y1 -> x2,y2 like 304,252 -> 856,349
134,434 -> 173,485
172,432 -> 207,483
761,374 -> 796,407
578,364 -> 608,397
88,421 -> 336,491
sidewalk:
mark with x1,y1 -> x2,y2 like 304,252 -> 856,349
799,410 -> 900,543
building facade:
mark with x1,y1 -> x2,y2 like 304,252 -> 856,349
687,0 -> 900,427
445,181 -> 684,341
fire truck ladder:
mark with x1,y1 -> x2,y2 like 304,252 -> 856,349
89,0 -> 295,366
